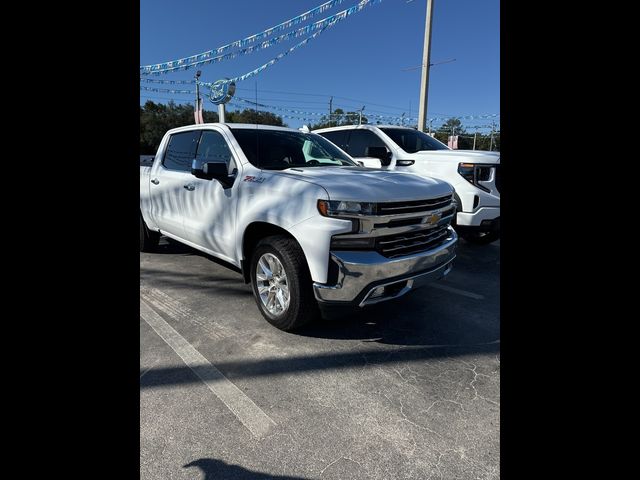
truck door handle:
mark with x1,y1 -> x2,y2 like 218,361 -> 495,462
183,183 -> 195,191
151,178 -> 160,185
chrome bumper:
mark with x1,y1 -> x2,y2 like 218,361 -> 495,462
313,226 -> 458,306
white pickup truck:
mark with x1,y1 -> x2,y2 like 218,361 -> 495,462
314,125 -> 501,244
140,124 -> 458,331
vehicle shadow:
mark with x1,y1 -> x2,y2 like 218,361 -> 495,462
153,237 -> 198,255
299,288 -> 499,347
183,458 -> 308,480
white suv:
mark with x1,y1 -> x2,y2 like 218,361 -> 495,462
314,125 -> 500,244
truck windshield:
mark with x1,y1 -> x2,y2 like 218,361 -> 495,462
230,128 -> 357,170
380,128 -> 449,153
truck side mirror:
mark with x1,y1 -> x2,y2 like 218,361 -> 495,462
191,159 -> 236,188
365,146 -> 392,166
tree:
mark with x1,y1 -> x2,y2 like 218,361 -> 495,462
140,101 -> 284,154
226,109 -> 285,126
437,117 -> 466,136
309,108 -> 368,130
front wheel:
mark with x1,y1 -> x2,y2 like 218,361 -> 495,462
140,212 -> 160,252
250,235 -> 319,331
460,229 -> 500,245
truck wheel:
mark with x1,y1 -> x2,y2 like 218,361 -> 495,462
250,235 -> 319,331
460,230 -> 500,245
140,213 -> 160,252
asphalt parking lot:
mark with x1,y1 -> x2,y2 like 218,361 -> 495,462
140,237 -> 500,480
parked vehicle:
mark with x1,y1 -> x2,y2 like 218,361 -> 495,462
314,125 -> 500,244
140,124 -> 458,330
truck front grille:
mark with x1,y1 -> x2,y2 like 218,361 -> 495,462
375,225 -> 451,259
495,165 -> 501,193
377,195 -> 452,215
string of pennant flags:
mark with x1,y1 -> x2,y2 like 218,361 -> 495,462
140,78 -> 196,85
140,0 -> 379,75
140,87 -> 499,125
234,97 -> 500,124
140,85 -> 196,94
196,1 -> 384,85
139,1 -> 499,132
140,0 -> 345,73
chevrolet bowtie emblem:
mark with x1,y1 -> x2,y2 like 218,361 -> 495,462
426,213 -> 442,225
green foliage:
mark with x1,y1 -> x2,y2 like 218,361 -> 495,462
432,130 -> 500,151
437,117 -> 466,135
140,101 -> 285,154
227,109 -> 285,126
426,117 -> 498,151
309,108 -> 368,130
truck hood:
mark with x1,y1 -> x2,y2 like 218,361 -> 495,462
273,167 -> 453,202
411,150 -> 500,165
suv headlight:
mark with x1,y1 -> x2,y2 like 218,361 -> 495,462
317,200 -> 376,217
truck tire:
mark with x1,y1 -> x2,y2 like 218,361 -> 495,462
460,230 -> 500,245
140,212 -> 160,252
250,235 -> 319,331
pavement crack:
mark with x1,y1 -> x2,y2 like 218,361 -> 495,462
461,360 -> 501,407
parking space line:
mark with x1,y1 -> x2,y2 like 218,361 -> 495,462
428,283 -> 485,300
140,285 -> 232,339
140,299 -> 276,439
139,360 -> 157,380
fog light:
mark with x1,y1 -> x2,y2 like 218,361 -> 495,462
370,286 -> 385,298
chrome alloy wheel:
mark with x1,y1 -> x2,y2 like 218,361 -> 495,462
256,253 -> 290,316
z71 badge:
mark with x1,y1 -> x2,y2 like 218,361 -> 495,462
243,176 -> 266,183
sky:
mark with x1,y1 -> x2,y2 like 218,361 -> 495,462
140,0 -> 499,131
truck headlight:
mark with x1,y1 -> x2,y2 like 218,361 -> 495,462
457,163 -> 490,193
317,200 -> 376,217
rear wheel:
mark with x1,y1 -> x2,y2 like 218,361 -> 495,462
140,213 -> 160,252
250,235 -> 319,331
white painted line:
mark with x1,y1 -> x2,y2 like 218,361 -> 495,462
140,299 -> 276,438
428,283 -> 485,300
140,285 -> 232,339
139,363 -> 155,380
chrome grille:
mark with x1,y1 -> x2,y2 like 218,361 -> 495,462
495,165 -> 501,193
377,195 -> 452,215
375,225 -> 451,259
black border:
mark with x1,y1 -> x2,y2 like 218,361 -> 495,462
20,2 -> 140,476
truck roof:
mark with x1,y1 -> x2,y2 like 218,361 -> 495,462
313,124 -> 416,133
165,123 -> 303,135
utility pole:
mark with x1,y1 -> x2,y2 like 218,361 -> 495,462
359,105 -> 365,125
428,119 -> 432,134
417,0 -> 435,132
329,96 -> 333,118
473,130 -> 477,150
194,70 -> 202,124
489,120 -> 495,151
401,113 -> 406,126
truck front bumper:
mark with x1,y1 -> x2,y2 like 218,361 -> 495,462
456,207 -> 500,227
313,227 -> 457,307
